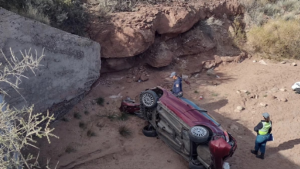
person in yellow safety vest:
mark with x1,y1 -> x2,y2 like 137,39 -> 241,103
250,112 -> 272,159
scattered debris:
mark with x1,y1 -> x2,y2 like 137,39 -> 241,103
292,62 -> 297,66
236,90 -> 241,94
270,87 -> 279,93
280,61 -> 286,64
97,79 -> 112,87
235,106 -> 244,112
278,97 -> 288,102
128,65 -> 150,82
206,68 -> 216,77
109,93 -> 123,99
266,95 -> 277,100
230,124 -> 239,130
182,74 -> 188,80
259,102 -> 268,107
250,94 -> 259,99
240,90 -> 249,93
279,88 -> 287,92
259,60 -> 267,65
253,60 -> 257,63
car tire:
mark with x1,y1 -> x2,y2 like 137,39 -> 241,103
189,160 -> 205,169
189,126 -> 210,143
142,125 -> 157,137
140,90 -> 158,108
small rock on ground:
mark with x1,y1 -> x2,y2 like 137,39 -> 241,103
260,102 -> 268,107
292,62 -> 297,66
235,106 -> 244,112
280,61 -> 286,64
230,124 -> 239,130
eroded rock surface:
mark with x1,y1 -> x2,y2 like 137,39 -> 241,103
88,0 -> 244,59
0,8 -> 101,119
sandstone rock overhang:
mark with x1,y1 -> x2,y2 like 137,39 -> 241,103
88,0 -> 244,59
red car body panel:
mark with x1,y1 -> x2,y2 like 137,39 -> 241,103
120,86 -> 237,169
159,88 -> 224,135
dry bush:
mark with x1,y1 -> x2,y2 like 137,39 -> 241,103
0,48 -> 58,168
247,19 -> 300,59
240,0 -> 300,27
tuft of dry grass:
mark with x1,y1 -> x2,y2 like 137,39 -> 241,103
87,130 -> 96,137
247,19 -> 300,59
119,125 -> 131,137
79,122 -> 87,129
65,145 -> 76,153
74,112 -> 82,119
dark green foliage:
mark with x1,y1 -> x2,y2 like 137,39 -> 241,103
87,130 -> 96,137
119,126 -> 131,137
96,97 -> 105,106
74,112 -> 81,119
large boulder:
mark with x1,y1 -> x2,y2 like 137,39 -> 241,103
166,23 -> 216,57
145,41 -> 174,68
0,8 -> 101,119
101,57 -> 136,73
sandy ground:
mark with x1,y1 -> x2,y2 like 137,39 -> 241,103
36,57 -> 300,169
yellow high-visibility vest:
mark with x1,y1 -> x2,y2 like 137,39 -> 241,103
258,122 -> 272,135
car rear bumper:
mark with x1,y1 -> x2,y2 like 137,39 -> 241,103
209,134 -> 237,169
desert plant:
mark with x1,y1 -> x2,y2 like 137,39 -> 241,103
107,114 -> 117,121
79,122 -> 87,129
118,113 -> 129,121
87,130 -> 96,137
247,19 -> 300,59
0,48 -> 57,168
119,125 -> 131,137
65,145 -> 76,153
229,16 -> 246,48
61,117 -> 69,122
96,97 -> 105,106
73,112 -> 81,119
241,0 -> 300,27
84,110 -> 89,115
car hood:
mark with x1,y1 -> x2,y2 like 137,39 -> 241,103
159,88 -> 224,135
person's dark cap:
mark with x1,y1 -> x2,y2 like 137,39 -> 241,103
262,112 -> 270,118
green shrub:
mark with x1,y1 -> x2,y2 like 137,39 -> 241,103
119,126 -> 131,137
96,97 -> 105,106
118,113 -> 129,121
247,19 -> 300,59
84,110 -> 89,115
65,145 -> 76,153
241,0 -> 300,27
79,122 -> 87,129
87,130 -> 96,137
73,112 -> 82,119
61,117 -> 69,122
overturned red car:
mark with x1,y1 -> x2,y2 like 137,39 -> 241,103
120,86 -> 237,169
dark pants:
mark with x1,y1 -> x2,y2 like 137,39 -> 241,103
255,134 -> 270,153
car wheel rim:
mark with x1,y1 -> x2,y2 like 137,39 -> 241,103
191,126 -> 207,137
142,93 -> 154,107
